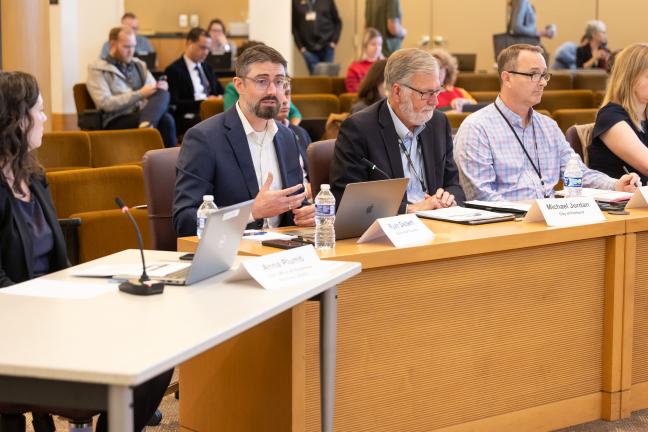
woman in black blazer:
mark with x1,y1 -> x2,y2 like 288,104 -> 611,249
0,72 -> 172,432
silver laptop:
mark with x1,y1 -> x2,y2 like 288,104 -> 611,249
290,178 -> 408,240
159,200 -> 253,285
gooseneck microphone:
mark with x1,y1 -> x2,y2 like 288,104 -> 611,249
361,157 -> 391,180
115,197 -> 164,296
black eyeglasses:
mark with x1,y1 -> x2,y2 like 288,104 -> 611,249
399,83 -> 443,101
507,71 -> 552,83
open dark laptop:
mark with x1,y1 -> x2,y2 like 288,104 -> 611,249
288,178 -> 409,241
135,52 -> 156,71
148,200 -> 252,285
206,52 -> 233,71
452,53 -> 476,72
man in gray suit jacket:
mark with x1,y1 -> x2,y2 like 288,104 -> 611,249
174,45 -> 314,236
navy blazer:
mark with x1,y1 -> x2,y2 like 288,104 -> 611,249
173,106 -> 306,236
164,56 -> 224,118
329,99 -> 465,213
0,176 -> 68,287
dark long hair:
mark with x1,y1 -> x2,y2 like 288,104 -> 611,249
0,71 -> 43,195
358,59 -> 387,106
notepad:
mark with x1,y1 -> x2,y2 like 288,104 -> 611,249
416,207 -> 516,225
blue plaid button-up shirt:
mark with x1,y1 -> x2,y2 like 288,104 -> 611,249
454,97 -> 616,201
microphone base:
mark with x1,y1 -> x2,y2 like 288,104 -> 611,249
119,279 -> 165,296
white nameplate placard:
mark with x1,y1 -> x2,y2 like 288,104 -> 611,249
524,197 -> 605,226
357,213 -> 435,247
624,187 -> 648,209
237,245 -> 326,290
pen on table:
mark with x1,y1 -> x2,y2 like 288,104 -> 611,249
623,165 -> 642,188
243,231 -> 267,236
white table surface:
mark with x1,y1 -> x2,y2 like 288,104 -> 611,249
0,249 -> 361,387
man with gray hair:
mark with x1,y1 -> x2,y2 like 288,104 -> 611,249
329,48 -> 464,214
174,44 -> 314,236
454,44 -> 638,201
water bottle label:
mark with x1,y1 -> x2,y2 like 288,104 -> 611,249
315,204 -> 335,216
564,176 -> 583,188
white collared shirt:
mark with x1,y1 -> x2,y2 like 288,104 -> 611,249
235,102 -> 282,227
183,55 -> 208,101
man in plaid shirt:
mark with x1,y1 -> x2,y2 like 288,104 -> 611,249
454,44 -> 638,201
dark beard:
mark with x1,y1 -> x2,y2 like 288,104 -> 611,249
253,97 -> 280,119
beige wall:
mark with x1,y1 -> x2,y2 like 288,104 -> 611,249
124,0 -> 248,32
124,1 -> 648,76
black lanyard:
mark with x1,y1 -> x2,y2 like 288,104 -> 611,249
398,135 -> 427,193
494,102 -> 548,198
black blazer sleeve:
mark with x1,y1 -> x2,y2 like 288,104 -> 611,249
204,65 -> 224,97
165,60 -> 201,115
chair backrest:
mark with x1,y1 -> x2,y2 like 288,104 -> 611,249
73,83 -> 95,112
545,72 -> 573,90
142,147 -> 181,251
470,91 -> 498,103
445,112 -> 471,129
218,77 -> 233,90
534,90 -> 595,113
565,123 -> 595,166
291,94 -> 340,118
313,63 -> 341,76
88,128 -> 165,167
307,139 -> 336,199
331,77 -> 347,95
291,77 -> 333,94
200,98 -> 225,120
552,108 -> 598,133
47,165 -> 146,218
455,73 -> 500,92
38,132 -> 92,170
573,70 -> 608,91
564,125 -> 583,160
339,92 -> 358,113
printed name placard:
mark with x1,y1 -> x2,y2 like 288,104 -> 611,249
235,245 -> 326,290
357,213 -> 435,247
524,197 -> 605,226
624,187 -> 648,209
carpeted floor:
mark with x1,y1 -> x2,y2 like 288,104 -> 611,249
24,399 -> 648,431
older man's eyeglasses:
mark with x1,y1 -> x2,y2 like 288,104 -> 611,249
507,71 -> 552,82
399,83 -> 443,101
242,76 -> 290,91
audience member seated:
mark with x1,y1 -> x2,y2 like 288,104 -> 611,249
223,41 -> 302,125
174,45 -> 315,236
87,26 -> 176,148
454,44 -> 638,201
576,20 -> 610,70
344,27 -> 383,93
165,27 -> 224,135
100,12 -> 155,59
207,18 -> 238,68
0,71 -> 173,432
589,43 -> 648,185
552,41 -> 579,70
292,0 -> 342,75
350,58 -> 387,114
429,49 -> 477,112
330,48 -> 465,214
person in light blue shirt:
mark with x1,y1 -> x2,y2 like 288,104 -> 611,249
100,12 -> 155,58
454,43 -> 639,201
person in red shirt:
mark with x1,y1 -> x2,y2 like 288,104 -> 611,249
429,48 -> 477,112
345,28 -> 383,93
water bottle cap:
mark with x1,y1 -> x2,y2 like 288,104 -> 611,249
320,184 -> 330,191
203,195 -> 214,201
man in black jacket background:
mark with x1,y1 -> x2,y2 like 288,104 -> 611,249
292,0 -> 342,74
165,28 -> 224,134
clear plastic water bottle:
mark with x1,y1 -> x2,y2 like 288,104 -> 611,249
196,195 -> 218,239
563,154 -> 583,197
315,184 -> 336,249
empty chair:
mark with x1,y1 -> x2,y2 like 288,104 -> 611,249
534,90 -> 595,113
545,72 -> 573,90
331,77 -> 347,95
200,98 -> 225,120
47,165 -> 150,262
307,139 -> 336,199
552,109 -> 598,133
339,92 -> 358,113
291,94 -> 340,118
142,147 -> 181,251
88,128 -> 165,167
38,132 -> 92,171
454,73 -> 500,92
573,70 -> 608,91
291,77 -> 333,94
313,63 -> 341,76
